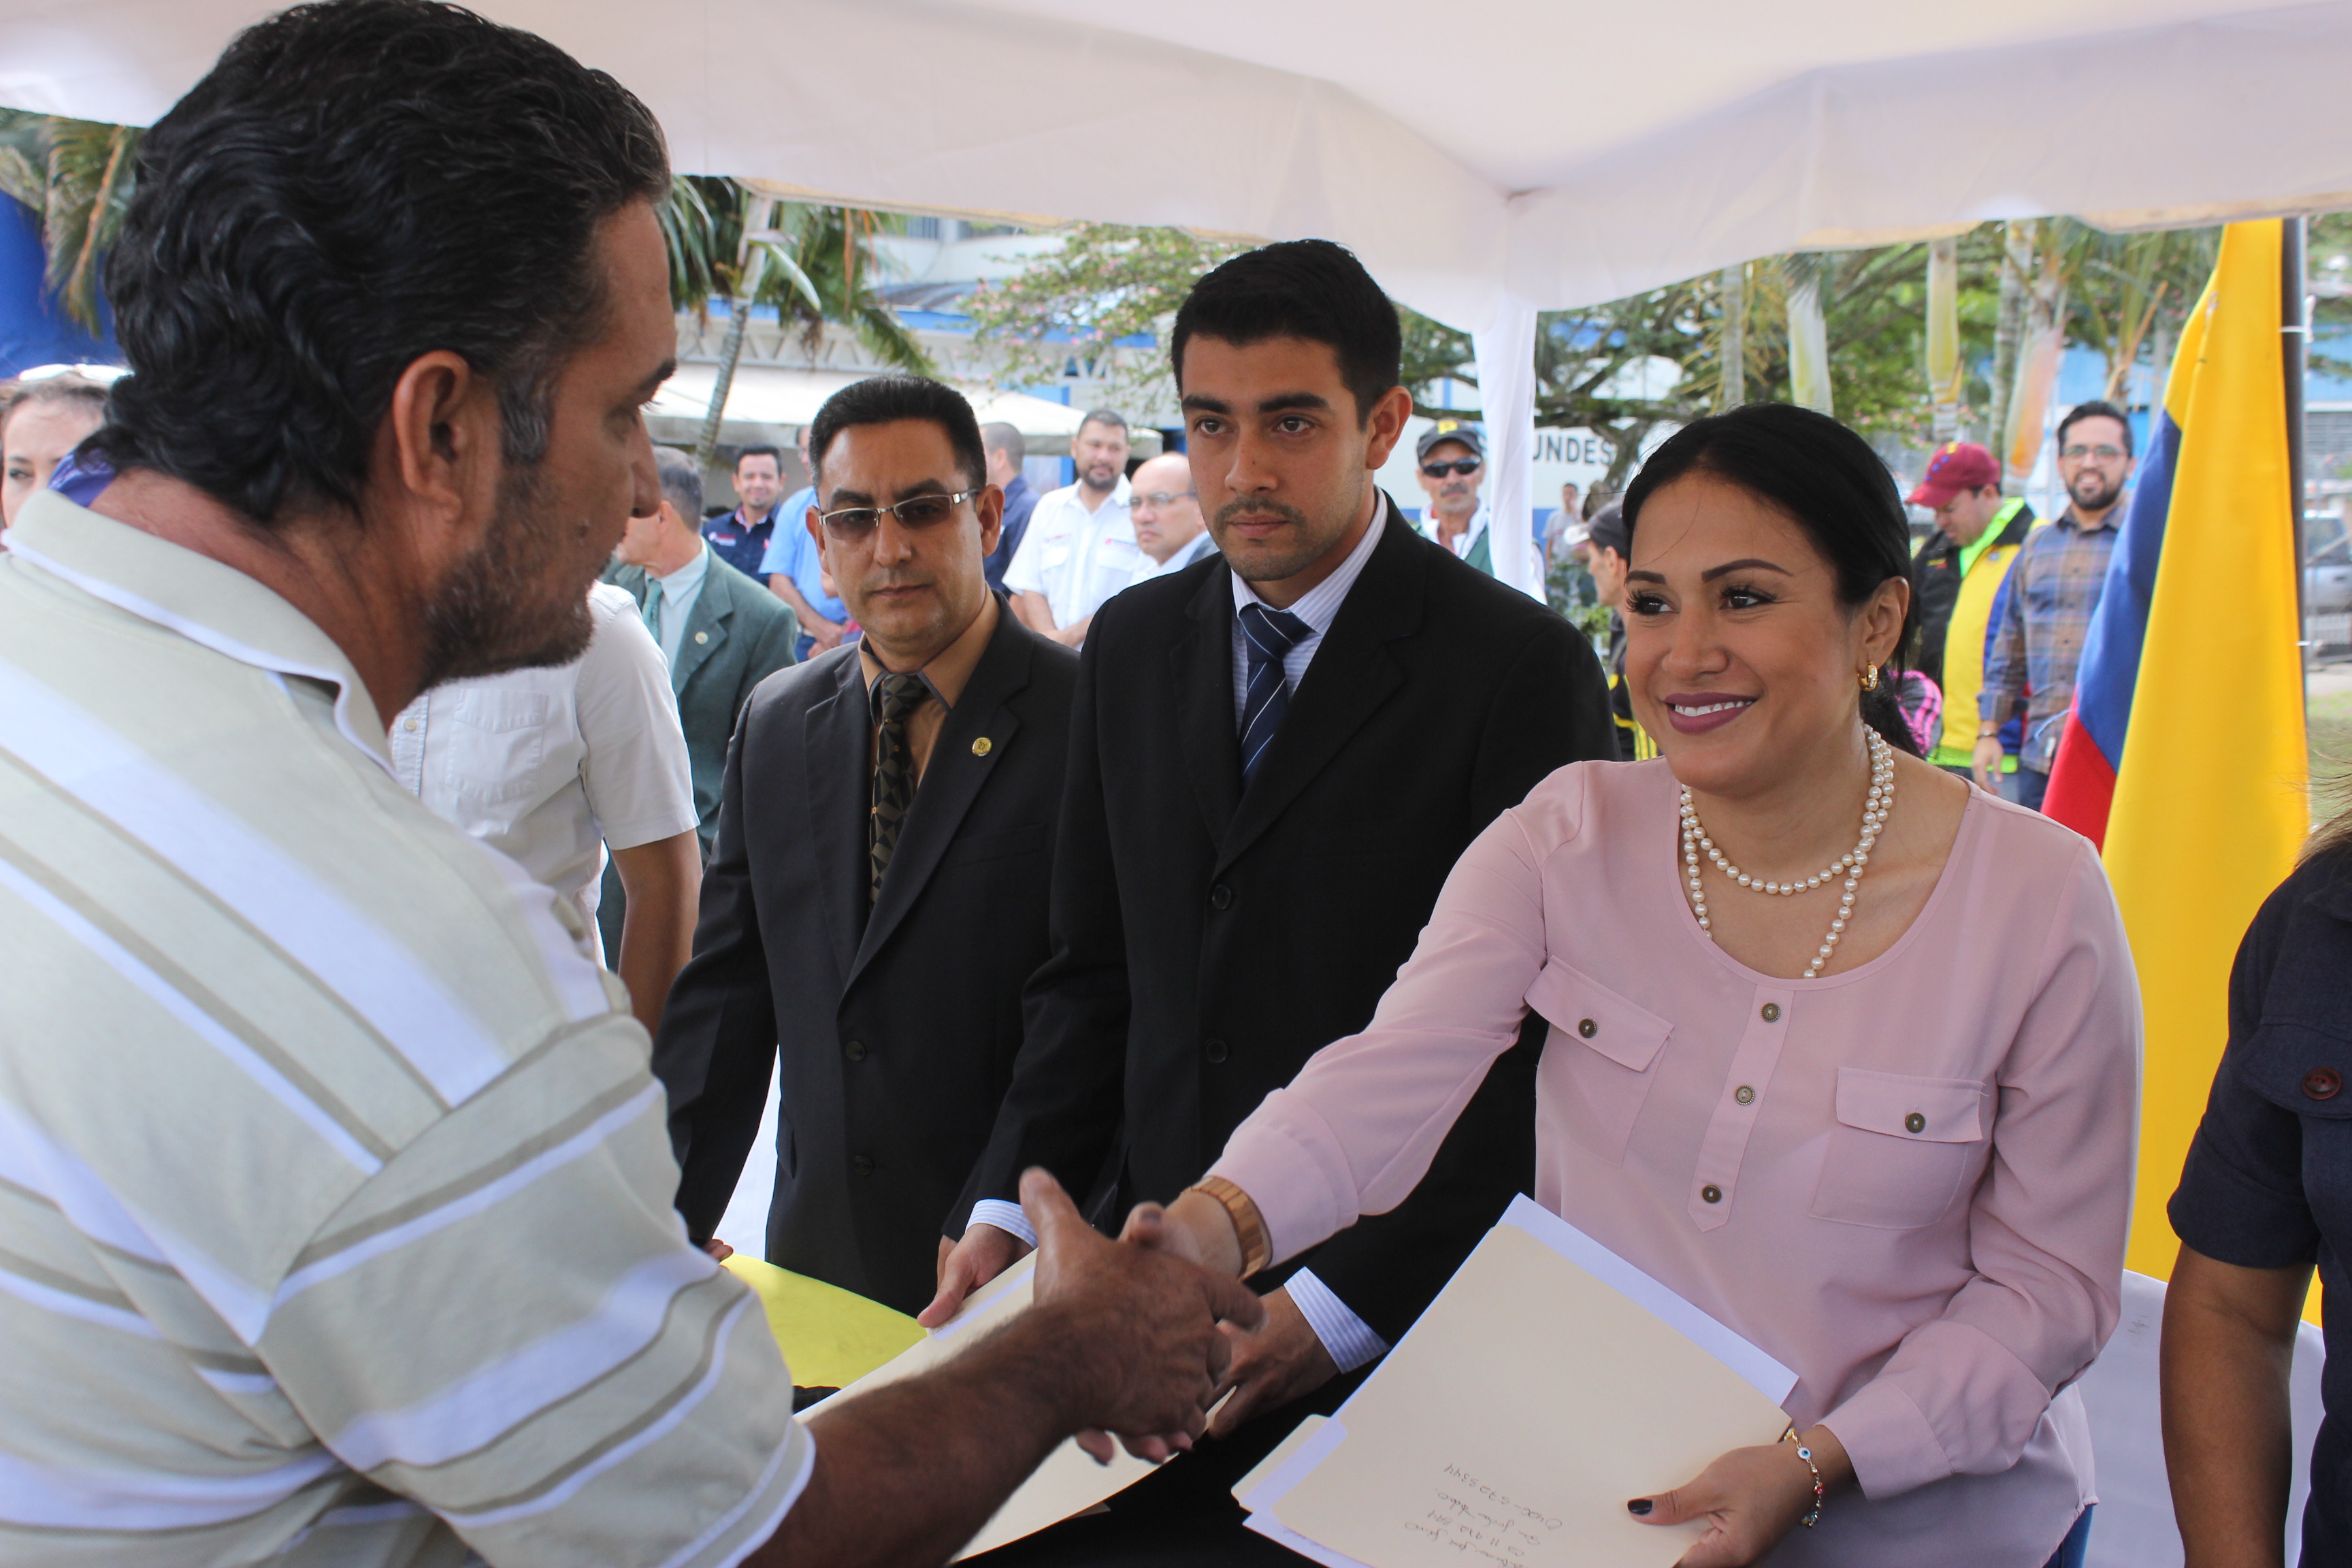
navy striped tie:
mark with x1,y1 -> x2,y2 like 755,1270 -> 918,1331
1238,602 -> 1311,789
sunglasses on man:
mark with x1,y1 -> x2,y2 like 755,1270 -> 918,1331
817,489 -> 978,540
1420,458 -> 1483,478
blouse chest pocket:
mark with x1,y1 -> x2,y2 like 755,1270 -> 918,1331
1527,958 -> 1672,1166
442,688 -> 556,805
1810,1068 -> 1991,1230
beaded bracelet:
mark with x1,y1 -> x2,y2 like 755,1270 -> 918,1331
1780,1424 -> 1825,1527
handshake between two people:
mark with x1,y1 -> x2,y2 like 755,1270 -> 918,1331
925,1179 -> 1341,1454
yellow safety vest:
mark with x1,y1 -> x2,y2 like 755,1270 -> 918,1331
1926,509 -> 2030,769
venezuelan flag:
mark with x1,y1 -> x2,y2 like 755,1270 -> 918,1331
2042,220 -> 2308,1281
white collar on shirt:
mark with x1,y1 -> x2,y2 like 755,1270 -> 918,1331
1230,493 -> 1389,632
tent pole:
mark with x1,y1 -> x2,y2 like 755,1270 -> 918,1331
2283,216 -> 2308,718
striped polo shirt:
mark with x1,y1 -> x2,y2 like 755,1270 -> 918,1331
0,492 -> 810,1565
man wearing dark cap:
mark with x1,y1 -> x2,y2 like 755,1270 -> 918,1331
1907,440 -> 2034,778
1411,419 -> 1492,574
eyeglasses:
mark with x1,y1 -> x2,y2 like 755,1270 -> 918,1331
1421,459 -> 1483,477
1133,490 -> 1195,508
816,489 -> 979,539
2059,444 -> 2126,462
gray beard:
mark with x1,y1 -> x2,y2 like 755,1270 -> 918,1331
416,459 -> 595,691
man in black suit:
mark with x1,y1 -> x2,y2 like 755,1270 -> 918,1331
654,375 -> 1078,1315
930,241 -> 1614,1465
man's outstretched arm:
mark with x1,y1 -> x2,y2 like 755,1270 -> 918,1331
748,1169 -> 1262,1568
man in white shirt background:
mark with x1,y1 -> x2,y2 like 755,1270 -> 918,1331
1127,450 -> 1216,581
1004,407 -> 1139,647
392,582 -> 702,1034
1412,419 -> 1493,576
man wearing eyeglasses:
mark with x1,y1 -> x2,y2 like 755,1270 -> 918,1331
1411,420 -> 1494,575
1974,400 -> 2136,811
1127,451 -> 1215,581
655,374 -> 1081,1316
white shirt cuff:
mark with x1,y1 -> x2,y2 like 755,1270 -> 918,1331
966,1199 -> 1036,1248
1284,1268 -> 1388,1373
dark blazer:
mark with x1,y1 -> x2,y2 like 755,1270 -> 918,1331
655,604 -> 1079,1314
604,550 -> 800,854
955,499 -> 1616,1343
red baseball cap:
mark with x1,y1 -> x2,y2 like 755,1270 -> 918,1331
1907,442 -> 1999,508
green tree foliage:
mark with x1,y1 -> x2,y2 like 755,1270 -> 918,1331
0,110 -> 140,336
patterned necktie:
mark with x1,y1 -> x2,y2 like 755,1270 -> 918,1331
868,672 -> 930,902
1238,602 -> 1311,789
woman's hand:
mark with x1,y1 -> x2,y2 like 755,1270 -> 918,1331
1630,1424 -> 1851,1567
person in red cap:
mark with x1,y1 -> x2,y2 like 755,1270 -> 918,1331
1908,441 -> 2034,777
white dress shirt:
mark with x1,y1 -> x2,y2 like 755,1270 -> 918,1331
971,498 -> 1396,1375
391,583 -> 697,951
644,540 -> 713,668
1002,474 -> 1139,627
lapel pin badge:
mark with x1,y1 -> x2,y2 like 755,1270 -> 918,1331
971,737 -> 993,757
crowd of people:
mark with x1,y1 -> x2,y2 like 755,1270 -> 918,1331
0,5 -> 2344,1568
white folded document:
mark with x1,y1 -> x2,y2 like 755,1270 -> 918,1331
1237,1194 -> 1797,1568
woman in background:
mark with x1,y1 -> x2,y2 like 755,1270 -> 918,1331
1146,404 -> 2140,1567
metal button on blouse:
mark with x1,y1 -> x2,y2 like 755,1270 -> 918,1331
1734,1085 -> 1755,1105
1761,1002 -> 1781,1023
1905,1111 -> 1927,1133
2305,1067 -> 2342,1101
1701,1184 -> 1723,1204
1578,1018 -> 1597,1039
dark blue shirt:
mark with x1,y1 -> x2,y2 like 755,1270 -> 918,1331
2170,843 -> 2352,1561
702,506 -> 776,580
981,474 -> 1040,594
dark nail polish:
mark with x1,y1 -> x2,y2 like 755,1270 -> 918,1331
1627,1499 -> 1653,1516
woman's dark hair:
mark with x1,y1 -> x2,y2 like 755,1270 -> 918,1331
1620,403 -> 1923,755
1170,239 -> 1401,423
91,0 -> 668,526
808,375 -> 988,493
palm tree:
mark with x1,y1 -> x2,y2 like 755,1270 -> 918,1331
659,176 -> 933,468
0,110 -> 139,336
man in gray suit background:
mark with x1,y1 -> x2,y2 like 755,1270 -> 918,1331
601,446 -> 800,959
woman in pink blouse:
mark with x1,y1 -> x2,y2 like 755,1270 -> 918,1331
1147,404 -> 2141,1567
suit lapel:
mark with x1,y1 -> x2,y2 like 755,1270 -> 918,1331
847,609 -> 1033,987
668,566 -> 732,696
1215,501 -> 1424,875
1171,566 -> 1243,845
802,651 -> 872,986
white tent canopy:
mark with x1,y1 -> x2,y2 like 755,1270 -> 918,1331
7,0 -> 2351,591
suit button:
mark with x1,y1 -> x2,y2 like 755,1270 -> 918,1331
1209,883 -> 1233,911
2306,1068 -> 2342,1101
843,1039 -> 868,1062
1701,1184 -> 1722,1204
1203,1039 -> 1230,1064
851,1154 -> 875,1176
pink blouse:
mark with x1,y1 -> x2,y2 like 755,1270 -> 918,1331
1211,759 -> 2140,1565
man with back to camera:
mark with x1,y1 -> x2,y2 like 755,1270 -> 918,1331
1975,399 -> 2135,810
1411,418 -> 1493,575
595,445 -> 800,963
1004,408 -> 1139,647
655,374 -> 1079,1316
0,5 -> 1258,1565
979,419 -> 1041,592
1127,449 -> 1216,580
1,373 -> 109,526
930,239 -> 1616,1553
705,441 -> 785,578
1906,440 -> 2033,779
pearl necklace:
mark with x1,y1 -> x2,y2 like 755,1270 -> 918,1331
1679,729 -> 1895,979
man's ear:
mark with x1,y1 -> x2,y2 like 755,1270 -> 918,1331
1361,385 -> 1414,470
381,349 -> 500,549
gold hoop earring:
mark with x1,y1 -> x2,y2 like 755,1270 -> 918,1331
1859,666 -> 1880,692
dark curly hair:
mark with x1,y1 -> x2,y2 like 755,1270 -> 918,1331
90,0 -> 668,526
